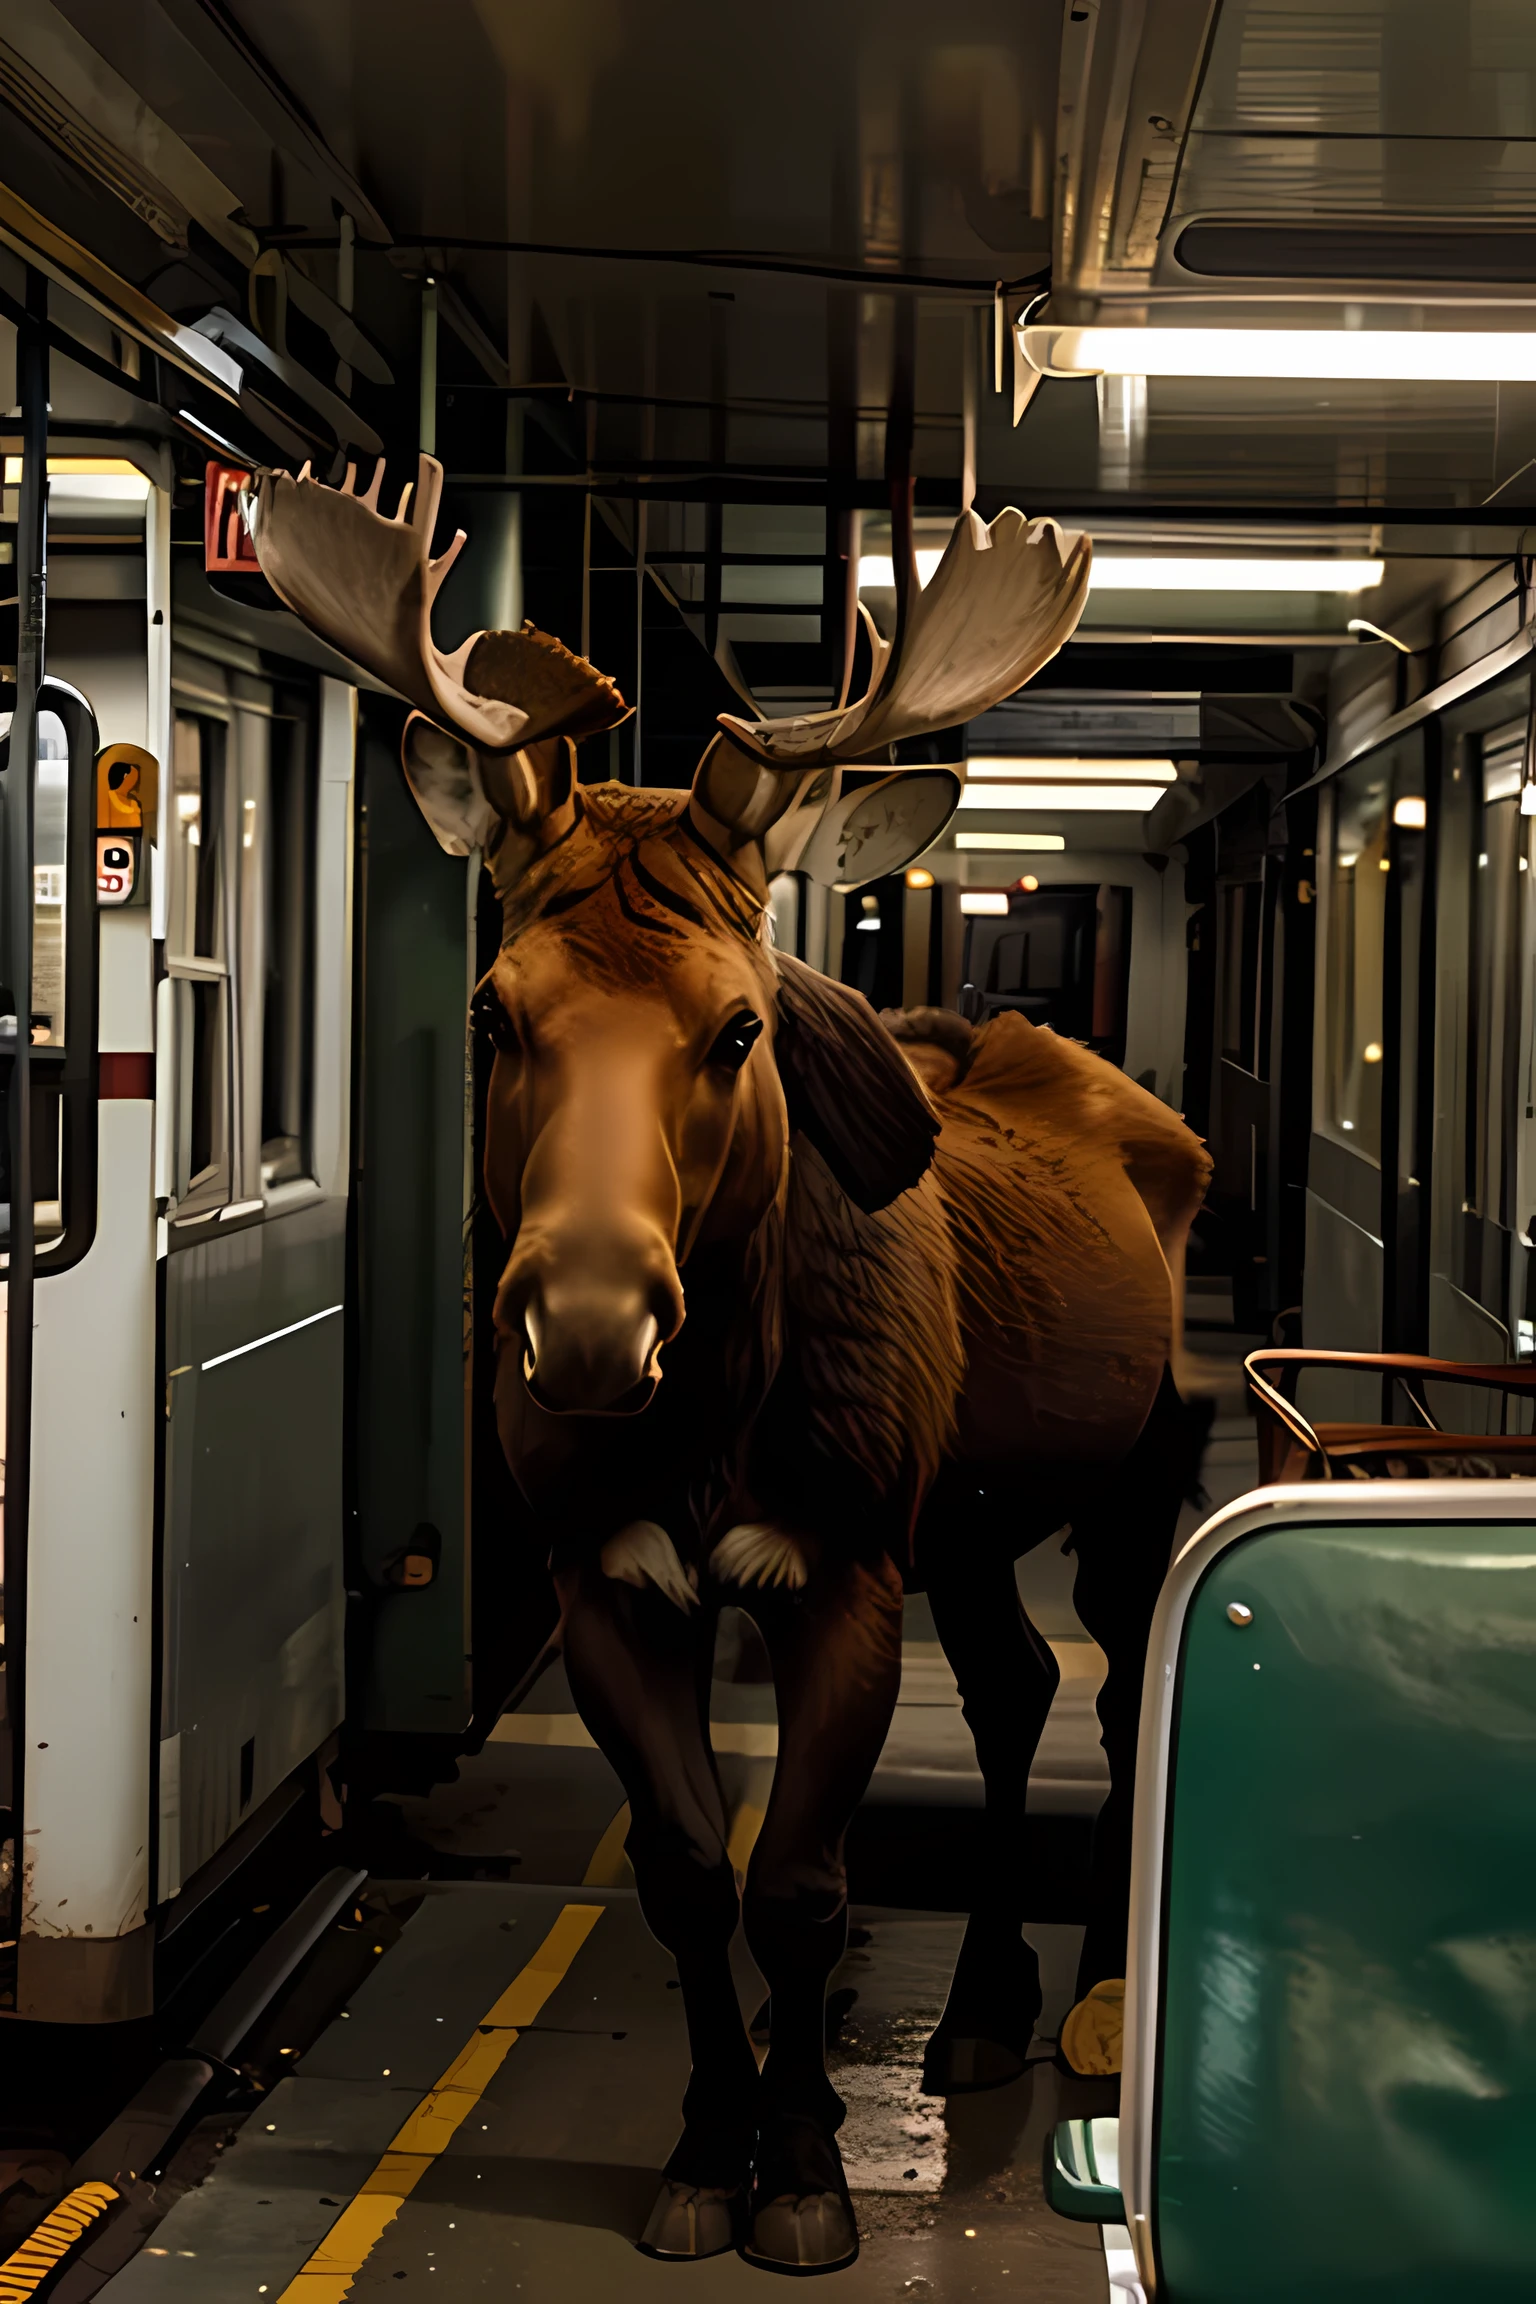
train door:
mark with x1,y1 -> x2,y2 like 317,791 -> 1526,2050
1426,668 -> 1536,1430
5,428 -> 170,2022
1306,732 -> 1427,1417
155,645 -> 355,1901
958,882 -> 1132,1064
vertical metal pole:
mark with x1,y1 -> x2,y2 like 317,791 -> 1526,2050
961,307 -> 978,515
633,494 -> 646,787
4,270 -> 45,1958
419,277 -> 439,457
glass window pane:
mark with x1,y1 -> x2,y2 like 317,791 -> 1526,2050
1324,758 -> 1390,1158
260,714 -> 314,1187
170,713 -> 225,962
32,710 -> 66,1050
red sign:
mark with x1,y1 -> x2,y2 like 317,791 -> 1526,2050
204,462 -> 259,573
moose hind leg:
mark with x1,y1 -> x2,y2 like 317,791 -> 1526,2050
1065,1366 -> 1200,2025
557,1553 -> 757,2260
740,1552 -> 903,2274
921,1502 -> 1062,2093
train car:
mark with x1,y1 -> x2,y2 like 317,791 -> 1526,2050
0,3 -> 1533,2299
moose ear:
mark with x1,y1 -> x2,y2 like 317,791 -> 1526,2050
773,953 -> 938,1212
797,768 -> 959,890
402,711 -> 558,858
401,714 -> 500,857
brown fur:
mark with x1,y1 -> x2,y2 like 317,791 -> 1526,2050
781,1144 -> 961,1526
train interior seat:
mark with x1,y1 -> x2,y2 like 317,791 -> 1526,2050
1046,1481 -> 1536,2304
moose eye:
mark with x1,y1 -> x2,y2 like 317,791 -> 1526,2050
471,981 -> 518,1055
706,1011 -> 763,1073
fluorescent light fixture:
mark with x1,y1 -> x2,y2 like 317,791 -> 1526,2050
958,783 -> 1165,813
1022,323 -> 1536,384
858,550 -> 943,589
1393,796 -> 1427,828
967,756 -> 1177,781
960,891 -> 1010,915
3,454 -> 151,502
956,832 -> 1066,852
860,549 -> 1381,595
1092,556 -> 1382,592
1523,783 -> 1536,818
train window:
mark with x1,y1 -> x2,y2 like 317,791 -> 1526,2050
260,714 -> 314,1187
1467,719 -> 1525,1229
169,713 -> 231,1210
32,712 -> 68,1051
1322,759 -> 1389,1158
1217,879 -> 1263,1073
170,713 -> 225,963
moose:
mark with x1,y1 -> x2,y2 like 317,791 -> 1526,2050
248,455 -> 1211,2275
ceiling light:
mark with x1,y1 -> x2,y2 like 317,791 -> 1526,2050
905,866 -> 935,888
956,832 -> 1066,852
4,455 -> 152,502
1019,874 -> 1039,891
1092,557 -> 1382,592
860,547 -> 1381,597
957,783 -> 1164,813
858,550 -> 943,589
1022,323 -> 1536,384
960,891 -> 1010,915
967,756 -> 1177,781
1393,797 -> 1427,828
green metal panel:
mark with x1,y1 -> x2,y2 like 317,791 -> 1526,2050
355,715 -> 471,1733
1157,1520 -> 1536,2302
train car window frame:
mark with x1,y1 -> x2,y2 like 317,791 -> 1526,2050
166,708 -> 234,1219
1319,746 -> 1402,1163
167,648 -> 322,1232
1317,732 -> 1427,1170
0,681 -> 102,1276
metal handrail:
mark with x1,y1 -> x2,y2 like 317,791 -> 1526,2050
1244,1348 -> 1536,1482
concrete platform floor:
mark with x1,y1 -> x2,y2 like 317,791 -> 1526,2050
102,1880 -> 1111,2302
97,1336 -> 1258,2300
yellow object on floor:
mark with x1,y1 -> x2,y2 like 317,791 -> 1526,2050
1059,1978 -> 1125,2076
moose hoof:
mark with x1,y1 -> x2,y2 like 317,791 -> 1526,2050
921,1930 -> 1043,2096
921,2029 -> 1030,2096
741,2114 -> 858,2275
638,2177 -> 743,2261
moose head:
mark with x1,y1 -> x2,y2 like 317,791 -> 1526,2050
246,456 -> 1090,1441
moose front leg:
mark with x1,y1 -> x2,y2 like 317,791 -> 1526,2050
557,1536 -> 759,2261
736,1551 -> 903,2275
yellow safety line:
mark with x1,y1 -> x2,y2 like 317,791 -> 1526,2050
0,2182 -> 118,2302
277,1902 -> 604,2303
582,1801 -> 634,1887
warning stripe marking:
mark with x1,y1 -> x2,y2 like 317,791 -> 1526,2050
0,2182 -> 119,2301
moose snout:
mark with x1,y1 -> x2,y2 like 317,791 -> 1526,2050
496,1225 -> 684,1414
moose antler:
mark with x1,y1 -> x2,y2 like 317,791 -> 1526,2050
244,454 -> 628,753
715,509 -> 1090,769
